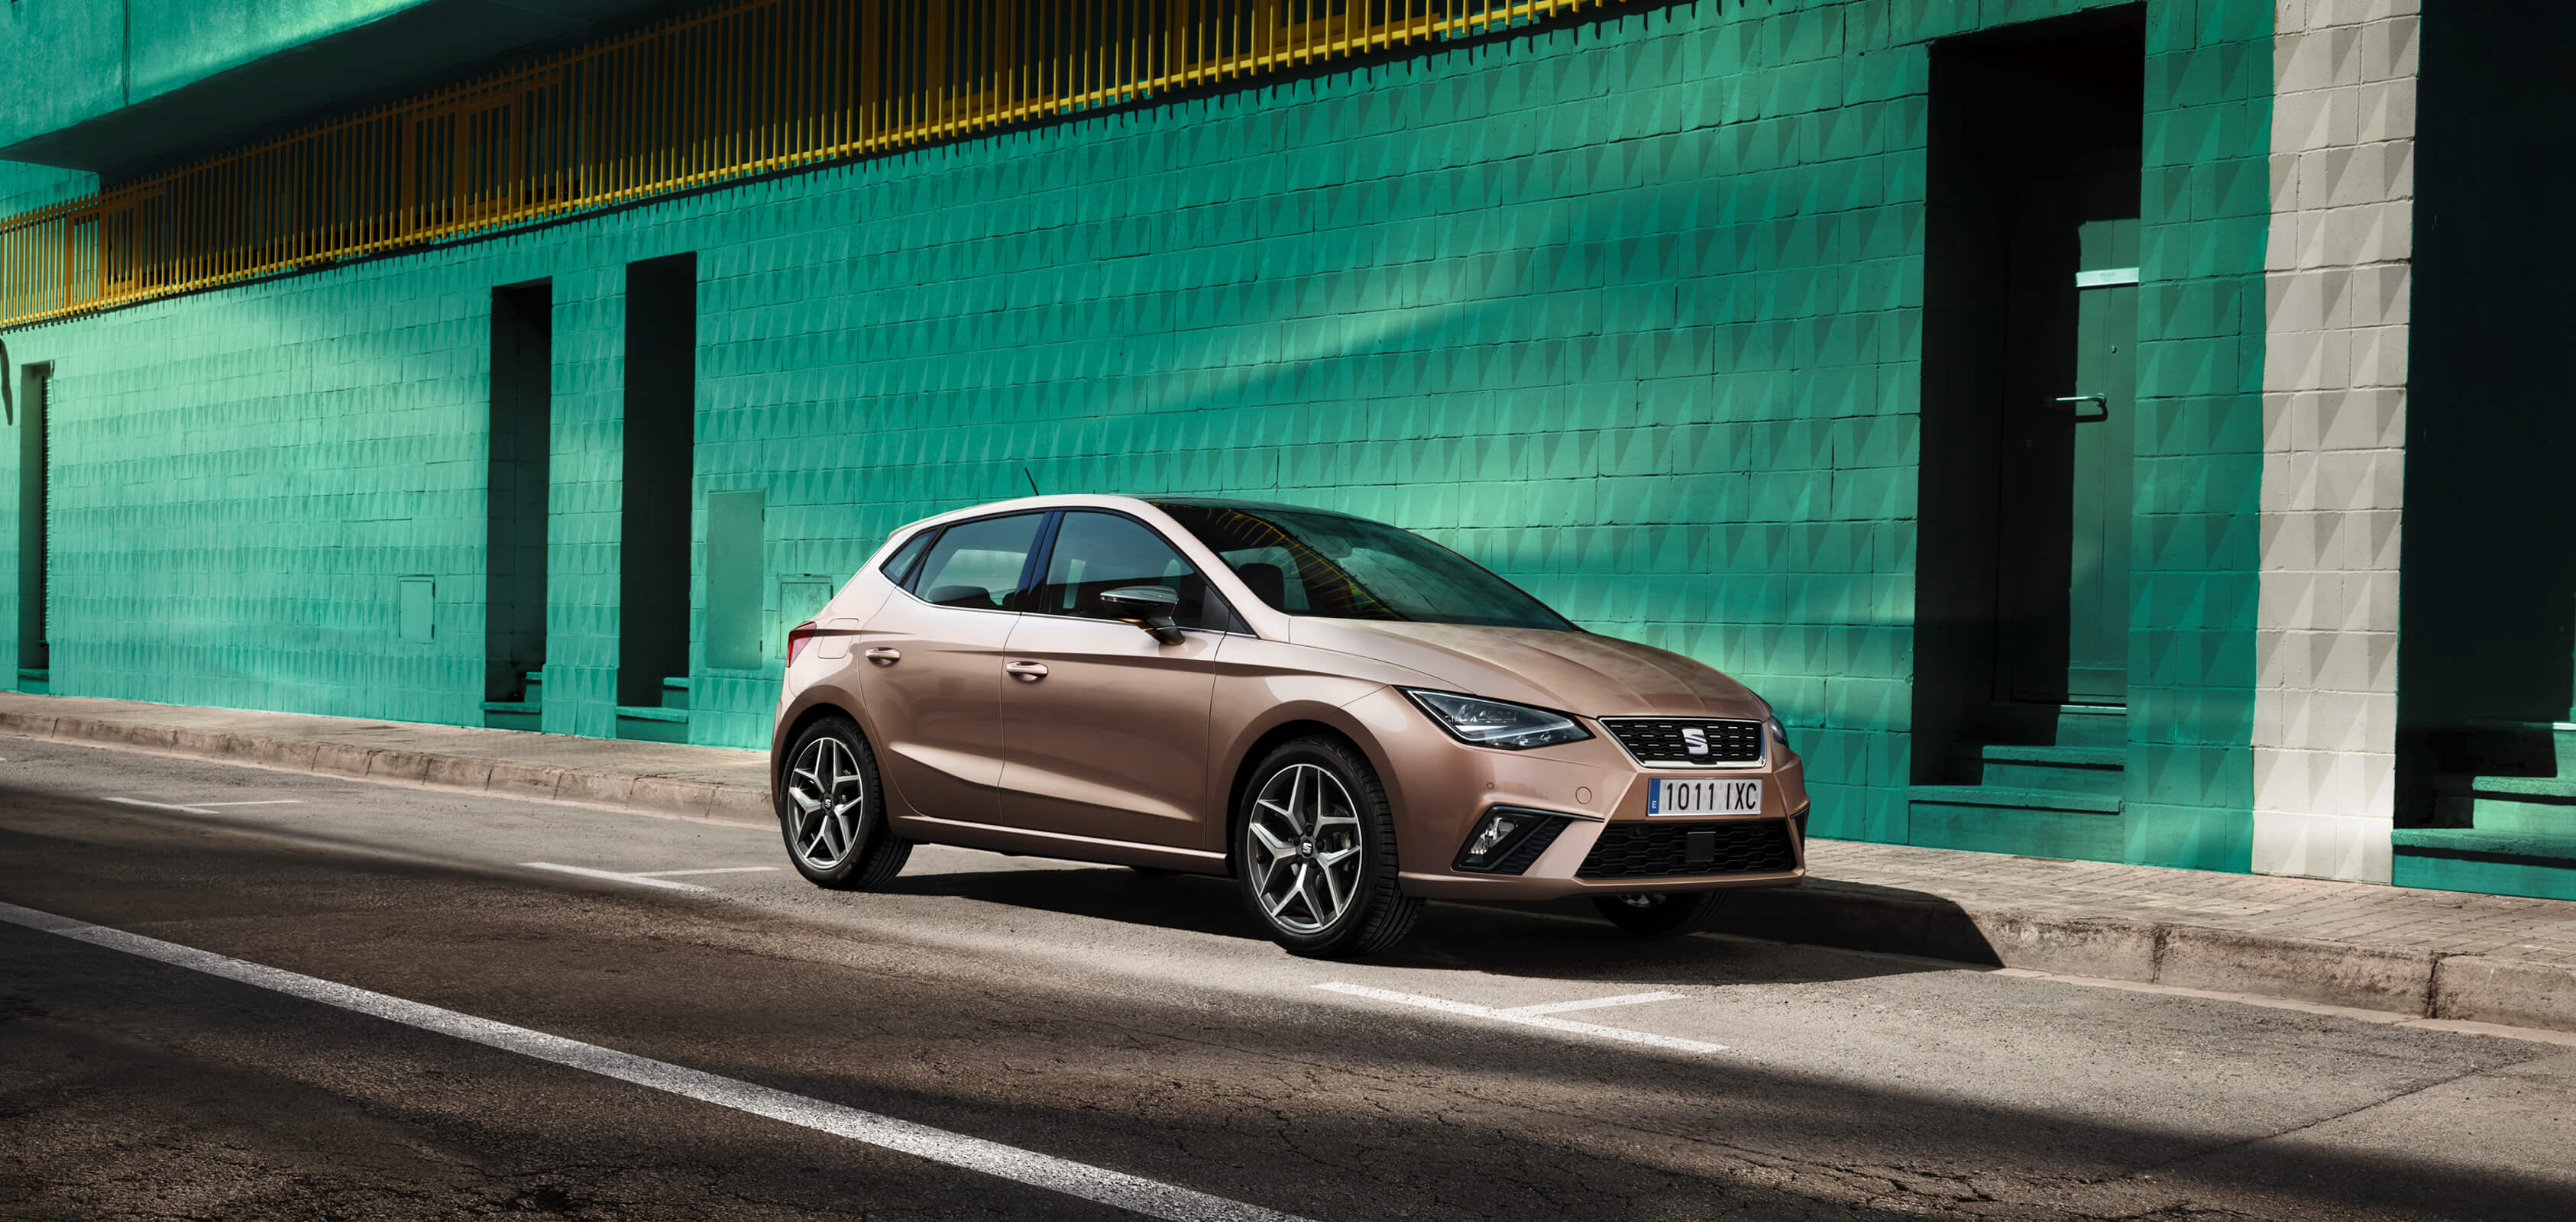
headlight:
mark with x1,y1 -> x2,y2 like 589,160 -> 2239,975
1765,713 -> 1791,752
1402,690 -> 1591,750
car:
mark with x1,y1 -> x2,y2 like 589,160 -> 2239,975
772,495 -> 1809,957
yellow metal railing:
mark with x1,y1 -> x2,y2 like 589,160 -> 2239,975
0,0 -> 1627,328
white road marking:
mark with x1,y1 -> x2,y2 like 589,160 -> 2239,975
633,866 -> 778,878
521,862 -> 710,892
1500,991 -> 1682,1016
0,900 -> 1312,1222
196,800 -> 305,807
1313,982 -> 1724,1054
105,797 -> 220,816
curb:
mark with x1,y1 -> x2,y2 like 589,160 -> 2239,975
0,709 -> 775,828
11,704 -> 2575,1036
1720,881 -> 2576,1036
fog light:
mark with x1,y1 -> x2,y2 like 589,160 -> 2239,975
1453,808 -> 1569,874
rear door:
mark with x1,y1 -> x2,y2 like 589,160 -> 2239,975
858,512 -> 1047,822
996,511 -> 1228,850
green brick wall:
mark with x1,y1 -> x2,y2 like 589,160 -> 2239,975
0,0 -> 2273,869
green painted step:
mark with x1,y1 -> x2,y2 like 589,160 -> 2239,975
661,676 -> 693,711
15,670 -> 47,696
1909,784 -> 2124,815
2050,704 -> 2127,750
2394,827 -> 2576,902
1908,785 -> 2125,862
2459,720 -> 2576,776
615,704 -> 691,744
1956,744 -> 2125,797
2430,774 -> 2576,836
480,700 -> 542,732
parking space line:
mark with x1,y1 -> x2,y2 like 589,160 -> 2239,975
197,800 -> 305,807
633,867 -> 778,878
1313,982 -> 1724,1054
105,797 -> 220,816
0,900 -> 1311,1222
521,862 -> 711,892
1500,991 -> 1682,1016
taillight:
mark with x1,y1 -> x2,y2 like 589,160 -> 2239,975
786,621 -> 821,666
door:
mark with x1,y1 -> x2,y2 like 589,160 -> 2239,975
997,511 -> 1225,849
857,512 -> 1047,822
2064,218 -> 2137,703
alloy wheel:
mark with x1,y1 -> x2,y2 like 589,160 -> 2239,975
785,735 -> 866,871
1245,763 -> 1365,935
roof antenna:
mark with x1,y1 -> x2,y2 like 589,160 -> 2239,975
1023,467 -> 1042,497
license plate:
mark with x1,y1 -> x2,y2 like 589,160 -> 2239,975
1648,777 -> 1762,816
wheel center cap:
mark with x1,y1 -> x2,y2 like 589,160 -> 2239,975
1299,839 -> 1316,858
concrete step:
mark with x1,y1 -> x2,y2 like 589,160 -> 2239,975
2395,827 -> 2576,902
523,671 -> 545,697
1908,784 -> 2125,862
660,677 -> 692,711
1956,744 -> 2125,796
2050,703 -> 2127,749
2457,719 -> 2576,776
2432,774 -> 2576,837
615,705 -> 691,745
479,701 -> 542,732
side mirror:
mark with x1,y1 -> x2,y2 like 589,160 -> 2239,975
1099,585 -> 1185,645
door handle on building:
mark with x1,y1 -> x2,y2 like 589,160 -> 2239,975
2053,395 -> 2108,421
1004,661 -> 1049,682
864,648 -> 901,665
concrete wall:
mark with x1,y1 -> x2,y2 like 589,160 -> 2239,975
0,0 -> 2276,871
2254,0 -> 2416,882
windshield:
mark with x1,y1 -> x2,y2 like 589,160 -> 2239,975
1151,502 -> 1575,632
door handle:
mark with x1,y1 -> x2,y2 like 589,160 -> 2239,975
864,648 -> 901,665
2053,395 -> 2108,421
1004,661 -> 1049,682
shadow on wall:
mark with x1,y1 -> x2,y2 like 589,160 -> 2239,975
2397,5 -> 2576,813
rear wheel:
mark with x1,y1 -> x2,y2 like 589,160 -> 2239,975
1235,736 -> 1420,958
1591,891 -> 1729,938
777,716 -> 912,890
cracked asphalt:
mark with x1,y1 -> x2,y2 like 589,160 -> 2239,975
3,735 -> 2573,1220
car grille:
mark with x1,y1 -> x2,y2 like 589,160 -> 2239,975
1599,717 -> 1764,768
1577,820 -> 1796,879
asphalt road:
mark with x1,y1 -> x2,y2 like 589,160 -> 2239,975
3,735 -> 2573,1221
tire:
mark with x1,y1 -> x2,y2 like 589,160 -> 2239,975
1591,890 -> 1730,938
775,716 -> 912,891
1234,735 -> 1421,958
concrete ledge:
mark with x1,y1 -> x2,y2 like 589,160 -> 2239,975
2433,955 -> 2576,1030
2,698 -> 771,829
1721,880 -> 2576,1035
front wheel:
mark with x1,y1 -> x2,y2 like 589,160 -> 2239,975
776,716 -> 912,890
1235,737 -> 1421,958
1591,891 -> 1729,938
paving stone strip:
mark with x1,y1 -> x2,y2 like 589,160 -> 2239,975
5,692 -> 2573,1034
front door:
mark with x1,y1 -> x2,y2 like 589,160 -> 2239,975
2064,218 -> 2138,703
1998,179 -> 2139,708
997,510 -> 1225,850
858,512 -> 1047,823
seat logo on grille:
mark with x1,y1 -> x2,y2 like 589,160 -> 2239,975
1680,726 -> 1709,755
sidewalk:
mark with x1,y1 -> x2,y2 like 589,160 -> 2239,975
6,691 -> 2573,1034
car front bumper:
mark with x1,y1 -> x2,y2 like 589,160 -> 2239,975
1342,687 -> 1812,901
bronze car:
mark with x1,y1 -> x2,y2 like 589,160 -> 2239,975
773,496 -> 1807,957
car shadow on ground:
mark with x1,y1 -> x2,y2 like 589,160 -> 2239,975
888,863 -> 1974,987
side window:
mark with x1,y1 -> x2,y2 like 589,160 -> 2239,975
1037,512 -> 1209,630
1215,545 -> 1311,613
879,528 -> 937,587
911,513 -> 1045,610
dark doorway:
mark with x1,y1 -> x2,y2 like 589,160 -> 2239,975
15,362 -> 49,689
487,282 -> 552,709
620,254 -> 697,709
1916,7 -> 2144,777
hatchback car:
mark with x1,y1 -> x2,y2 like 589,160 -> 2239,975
773,495 -> 1807,957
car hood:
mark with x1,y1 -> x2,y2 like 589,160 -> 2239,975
1287,619 -> 1769,719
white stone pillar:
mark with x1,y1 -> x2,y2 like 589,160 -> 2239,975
2254,0 -> 2417,882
